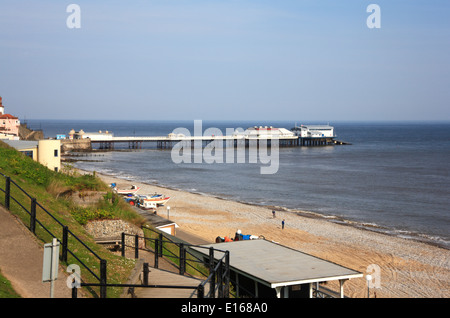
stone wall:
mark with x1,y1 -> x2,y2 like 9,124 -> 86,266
70,191 -> 106,207
84,219 -> 145,249
61,139 -> 92,153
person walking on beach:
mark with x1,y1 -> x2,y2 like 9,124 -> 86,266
272,210 -> 276,218
282,219 -> 285,229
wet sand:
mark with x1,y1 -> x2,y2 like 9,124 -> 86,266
91,171 -> 449,298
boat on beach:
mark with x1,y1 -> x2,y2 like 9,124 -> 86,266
137,200 -> 157,211
111,183 -> 140,195
135,194 -> 171,206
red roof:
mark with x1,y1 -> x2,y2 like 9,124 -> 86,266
0,114 -> 18,119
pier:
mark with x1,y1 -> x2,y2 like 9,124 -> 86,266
90,135 -> 301,150
61,125 -> 348,151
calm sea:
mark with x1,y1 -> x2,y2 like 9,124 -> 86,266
27,119 -> 450,249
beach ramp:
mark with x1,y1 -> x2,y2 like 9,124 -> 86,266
192,239 -> 363,298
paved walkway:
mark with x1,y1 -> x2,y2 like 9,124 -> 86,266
0,205 -> 72,298
0,205 -> 211,298
122,254 -> 207,298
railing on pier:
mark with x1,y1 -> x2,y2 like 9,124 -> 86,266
88,135 -> 301,150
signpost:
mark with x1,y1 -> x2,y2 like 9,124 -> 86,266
42,238 -> 60,298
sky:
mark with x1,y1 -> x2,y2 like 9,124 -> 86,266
0,0 -> 449,122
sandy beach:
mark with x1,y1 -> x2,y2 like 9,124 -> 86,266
92,171 -> 449,298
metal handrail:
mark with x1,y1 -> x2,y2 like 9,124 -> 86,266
1,171 -> 232,298
0,173 -> 106,296
122,231 -> 231,298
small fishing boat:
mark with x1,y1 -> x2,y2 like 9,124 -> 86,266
111,183 -> 140,195
136,193 -> 171,206
137,200 -> 157,211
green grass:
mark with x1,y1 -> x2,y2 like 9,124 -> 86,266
0,269 -> 21,298
0,140 -> 147,298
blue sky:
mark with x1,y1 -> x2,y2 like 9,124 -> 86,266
0,1 -> 449,121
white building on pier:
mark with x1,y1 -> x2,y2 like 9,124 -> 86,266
242,126 -> 295,138
291,124 -> 335,138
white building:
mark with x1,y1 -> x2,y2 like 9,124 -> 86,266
68,129 -> 114,141
2,139 -> 61,172
0,97 -> 4,115
291,125 -> 335,138
242,126 -> 295,138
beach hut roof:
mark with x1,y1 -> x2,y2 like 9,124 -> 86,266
193,239 -> 363,295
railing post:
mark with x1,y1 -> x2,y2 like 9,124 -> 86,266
198,284 -> 204,298
5,176 -> 10,210
224,251 -> 230,298
100,259 -> 107,298
179,243 -> 185,275
209,247 -> 215,298
154,239 -> 159,269
218,261 -> 223,298
72,285 -> 78,298
62,226 -> 68,263
30,198 -> 36,234
143,262 -> 149,285
158,233 -> 163,257
121,232 -> 125,257
134,234 -> 139,259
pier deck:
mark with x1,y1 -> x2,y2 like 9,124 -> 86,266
89,135 -> 301,149
86,135 -> 348,150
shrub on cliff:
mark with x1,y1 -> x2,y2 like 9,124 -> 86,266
70,206 -> 116,225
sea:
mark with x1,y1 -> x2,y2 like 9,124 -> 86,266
26,119 -> 450,249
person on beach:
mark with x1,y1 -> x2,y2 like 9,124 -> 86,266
272,210 -> 276,218
282,219 -> 285,229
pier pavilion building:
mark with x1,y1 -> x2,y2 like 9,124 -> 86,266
291,124 -> 336,146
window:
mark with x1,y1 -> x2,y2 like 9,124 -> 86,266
54,149 -> 58,157
21,151 -> 33,158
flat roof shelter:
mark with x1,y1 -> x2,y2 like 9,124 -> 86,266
193,239 -> 363,298
139,209 -> 179,236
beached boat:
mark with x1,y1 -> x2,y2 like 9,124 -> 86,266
136,194 -> 171,206
111,183 -> 140,195
137,200 -> 157,211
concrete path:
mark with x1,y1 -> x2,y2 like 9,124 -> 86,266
0,205 -> 210,298
0,206 -> 72,298
120,244 -> 209,298
132,266 -> 205,298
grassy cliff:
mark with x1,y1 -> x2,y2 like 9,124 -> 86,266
0,140 -> 145,298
